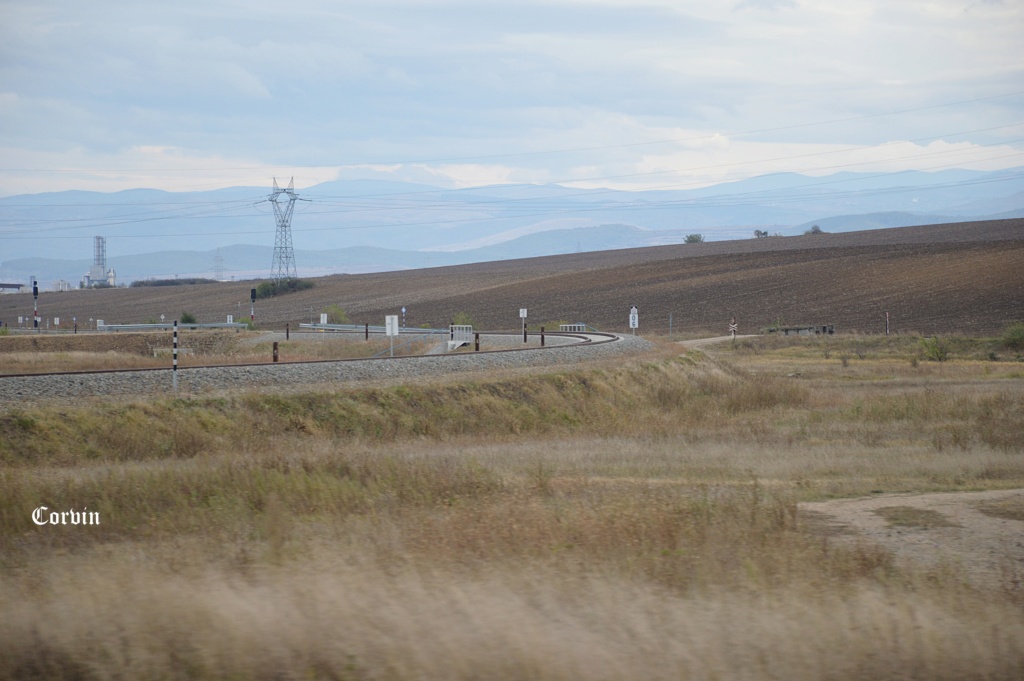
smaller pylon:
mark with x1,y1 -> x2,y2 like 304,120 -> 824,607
212,248 -> 225,281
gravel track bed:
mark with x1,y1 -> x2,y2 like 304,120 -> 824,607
0,334 -> 652,402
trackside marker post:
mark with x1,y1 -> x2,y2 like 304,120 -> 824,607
385,315 -> 399,357
172,320 -> 179,392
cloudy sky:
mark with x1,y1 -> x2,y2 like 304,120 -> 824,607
1,0 -> 1022,196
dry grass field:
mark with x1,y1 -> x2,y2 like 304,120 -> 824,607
1,332 -> 1023,679
2,218 -> 1022,335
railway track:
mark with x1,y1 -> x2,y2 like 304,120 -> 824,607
0,332 -> 642,402
0,331 -> 610,379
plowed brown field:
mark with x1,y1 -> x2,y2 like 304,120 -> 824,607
4,218 -> 1022,336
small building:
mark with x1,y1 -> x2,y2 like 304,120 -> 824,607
767,324 -> 836,336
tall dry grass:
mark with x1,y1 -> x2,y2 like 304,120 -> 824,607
2,342 -> 1023,679
3,548 -> 1021,681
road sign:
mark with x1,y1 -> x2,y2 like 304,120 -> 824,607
385,315 -> 400,336
629,306 -> 639,329
320,313 -> 328,325
729,317 -> 738,337
227,315 -> 234,324
520,308 -> 528,319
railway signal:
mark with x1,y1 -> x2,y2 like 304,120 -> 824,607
729,317 -> 738,338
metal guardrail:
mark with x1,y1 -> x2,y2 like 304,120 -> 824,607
98,323 -> 248,331
298,323 -> 449,334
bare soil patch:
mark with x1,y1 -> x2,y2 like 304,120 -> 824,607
801,489 -> 1024,591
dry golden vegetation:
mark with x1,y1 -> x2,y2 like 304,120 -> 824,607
1,334 -> 1023,680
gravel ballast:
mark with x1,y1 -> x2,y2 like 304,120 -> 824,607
0,334 -> 654,401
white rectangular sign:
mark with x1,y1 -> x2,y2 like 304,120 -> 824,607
319,313 -> 327,325
227,315 -> 234,324
385,315 -> 400,336
54,317 -> 59,326
629,306 -> 639,329
519,308 -> 528,319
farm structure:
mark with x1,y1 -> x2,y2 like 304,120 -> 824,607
767,324 -> 836,336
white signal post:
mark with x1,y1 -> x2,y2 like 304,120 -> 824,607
729,317 -> 738,339
520,308 -> 528,343
629,306 -> 639,335
385,314 -> 400,357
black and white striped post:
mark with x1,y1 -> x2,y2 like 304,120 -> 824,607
172,320 -> 179,391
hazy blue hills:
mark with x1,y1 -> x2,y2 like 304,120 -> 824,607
2,167 -> 1022,286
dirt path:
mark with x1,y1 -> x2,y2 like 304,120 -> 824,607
678,334 -> 758,349
800,489 -> 1024,591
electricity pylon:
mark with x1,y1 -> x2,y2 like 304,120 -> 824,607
268,177 -> 300,280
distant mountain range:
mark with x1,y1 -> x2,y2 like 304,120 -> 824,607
2,168 -> 1022,287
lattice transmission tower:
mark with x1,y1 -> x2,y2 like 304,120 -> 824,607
268,177 -> 302,280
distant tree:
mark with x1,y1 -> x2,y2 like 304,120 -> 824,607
753,230 -> 769,238
180,311 -> 197,324
255,278 -> 314,299
684,233 -> 705,243
804,225 -> 825,235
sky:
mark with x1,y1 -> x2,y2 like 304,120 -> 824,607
1,0 -> 1023,197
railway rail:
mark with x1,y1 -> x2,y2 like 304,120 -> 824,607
0,331 -> 610,380
0,331 -> 649,402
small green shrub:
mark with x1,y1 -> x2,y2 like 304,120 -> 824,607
180,311 -> 197,324
323,304 -> 350,324
919,337 -> 948,362
452,311 -> 475,326
1001,322 -> 1024,353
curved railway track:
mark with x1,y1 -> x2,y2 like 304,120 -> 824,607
0,331 -> 612,380
0,331 -> 645,402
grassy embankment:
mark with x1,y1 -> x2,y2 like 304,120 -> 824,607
1,334 -> 1022,680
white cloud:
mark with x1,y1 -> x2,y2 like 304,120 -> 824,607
0,0 -> 1020,197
